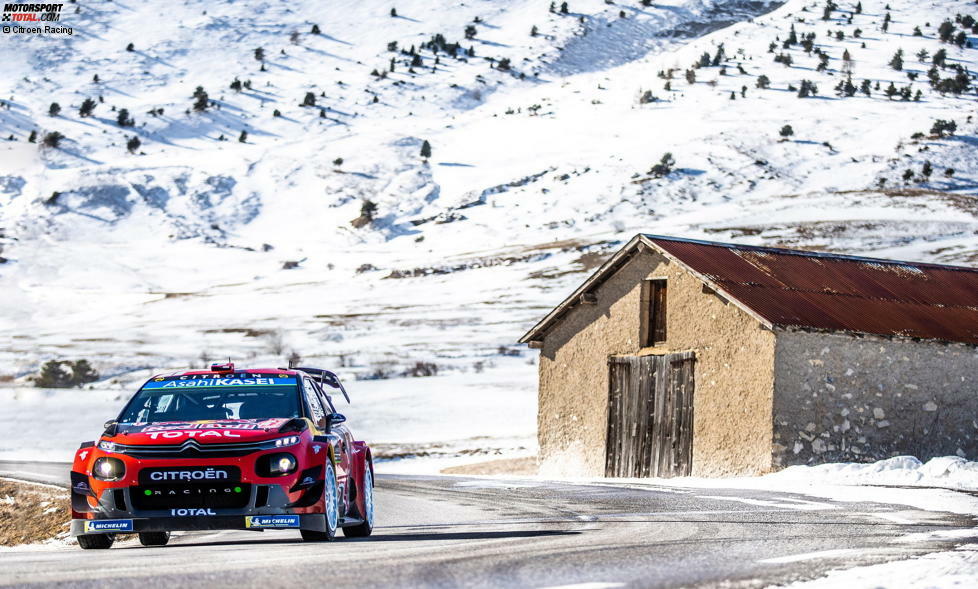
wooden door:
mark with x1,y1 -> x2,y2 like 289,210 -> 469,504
605,352 -> 695,478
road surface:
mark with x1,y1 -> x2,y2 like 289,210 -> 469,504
0,461 -> 975,588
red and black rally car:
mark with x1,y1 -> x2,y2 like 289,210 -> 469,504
70,363 -> 374,549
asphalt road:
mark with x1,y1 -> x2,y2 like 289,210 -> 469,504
1,461 -> 976,589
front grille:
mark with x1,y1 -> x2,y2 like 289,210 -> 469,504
131,483 -> 252,510
115,440 -> 271,459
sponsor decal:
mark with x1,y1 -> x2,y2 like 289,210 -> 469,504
142,376 -> 296,390
78,450 -> 88,460
139,485 -> 244,497
1,3 -> 72,35
171,508 -> 217,516
84,519 -> 133,533
245,515 -> 300,529
128,419 -> 290,440
150,469 -> 228,482
139,466 -> 239,485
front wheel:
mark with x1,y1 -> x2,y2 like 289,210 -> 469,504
300,461 -> 339,542
139,531 -> 170,546
343,465 -> 374,538
77,533 -> 114,549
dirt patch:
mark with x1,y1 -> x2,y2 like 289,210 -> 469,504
0,479 -> 70,546
440,456 -> 539,476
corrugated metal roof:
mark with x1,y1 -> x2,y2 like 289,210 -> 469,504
646,235 -> 978,345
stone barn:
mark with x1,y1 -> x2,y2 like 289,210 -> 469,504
519,235 -> 978,478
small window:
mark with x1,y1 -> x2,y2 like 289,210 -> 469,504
642,279 -> 667,346
302,378 -> 328,430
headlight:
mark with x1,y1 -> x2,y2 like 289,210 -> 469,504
92,457 -> 126,481
97,440 -> 118,453
274,436 -> 300,448
257,452 -> 297,477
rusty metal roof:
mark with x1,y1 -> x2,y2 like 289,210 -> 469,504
519,235 -> 978,346
647,235 -> 978,345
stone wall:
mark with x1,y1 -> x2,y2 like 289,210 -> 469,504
773,330 -> 978,466
537,246 -> 777,477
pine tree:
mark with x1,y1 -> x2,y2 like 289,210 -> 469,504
938,20 -> 955,42
685,69 -> 696,84
860,79 -> 871,96
531,25 -> 538,37
649,153 -> 675,177
28,130 -> 37,143
193,87 -> 209,111
884,81 -> 898,99
70,360 -> 99,385
916,49 -> 929,63
238,130 -> 248,143
420,139 -> 432,159
48,102 -> 61,116
79,98 -> 96,117
333,157 -> 344,166
390,7 -> 397,17
127,135 -> 141,153
560,2 -> 569,14
756,74 -> 770,89
230,78 -> 242,92
311,24 -> 321,34
361,199 -> 377,221
303,92 -> 316,106
126,42 -> 134,51
465,25 -> 477,39
889,49 -> 903,71
254,47 -> 265,62
35,361 -> 72,388
92,74 -> 99,83
932,49 -> 947,68
779,124 -> 794,138
922,161 -> 932,177
116,108 -> 134,127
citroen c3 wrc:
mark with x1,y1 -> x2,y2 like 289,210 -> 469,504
69,364 -> 375,549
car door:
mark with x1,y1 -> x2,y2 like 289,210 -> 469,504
313,381 -> 353,490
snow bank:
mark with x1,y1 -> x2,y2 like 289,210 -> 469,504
769,456 -> 978,492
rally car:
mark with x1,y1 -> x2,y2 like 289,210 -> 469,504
69,363 -> 374,549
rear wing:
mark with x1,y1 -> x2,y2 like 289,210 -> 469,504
287,365 -> 351,404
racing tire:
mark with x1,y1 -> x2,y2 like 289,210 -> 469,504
342,466 -> 374,538
77,533 -> 114,550
139,531 -> 170,546
300,462 -> 339,542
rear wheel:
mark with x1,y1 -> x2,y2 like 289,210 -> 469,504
343,466 -> 374,538
139,531 -> 170,546
300,462 -> 339,542
77,533 -> 114,550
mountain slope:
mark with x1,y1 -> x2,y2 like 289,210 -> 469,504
0,0 -> 976,384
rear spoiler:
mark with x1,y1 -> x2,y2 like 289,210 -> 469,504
285,365 -> 351,404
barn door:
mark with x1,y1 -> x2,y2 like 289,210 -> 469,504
605,352 -> 695,478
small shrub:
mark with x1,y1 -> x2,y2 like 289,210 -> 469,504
404,361 -> 439,377
779,124 -> 794,138
649,152 -> 675,177
42,131 -> 64,148
34,360 -> 99,388
126,135 -> 141,153
48,102 -> 61,117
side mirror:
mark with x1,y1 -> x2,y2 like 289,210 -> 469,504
103,420 -> 117,430
328,413 -> 346,425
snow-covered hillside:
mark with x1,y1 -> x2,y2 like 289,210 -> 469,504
1,0 -> 976,448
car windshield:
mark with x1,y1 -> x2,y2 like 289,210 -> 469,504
118,375 -> 301,424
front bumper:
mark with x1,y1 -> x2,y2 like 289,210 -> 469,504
71,513 -> 326,535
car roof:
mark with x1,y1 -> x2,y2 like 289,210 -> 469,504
152,368 -> 302,378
